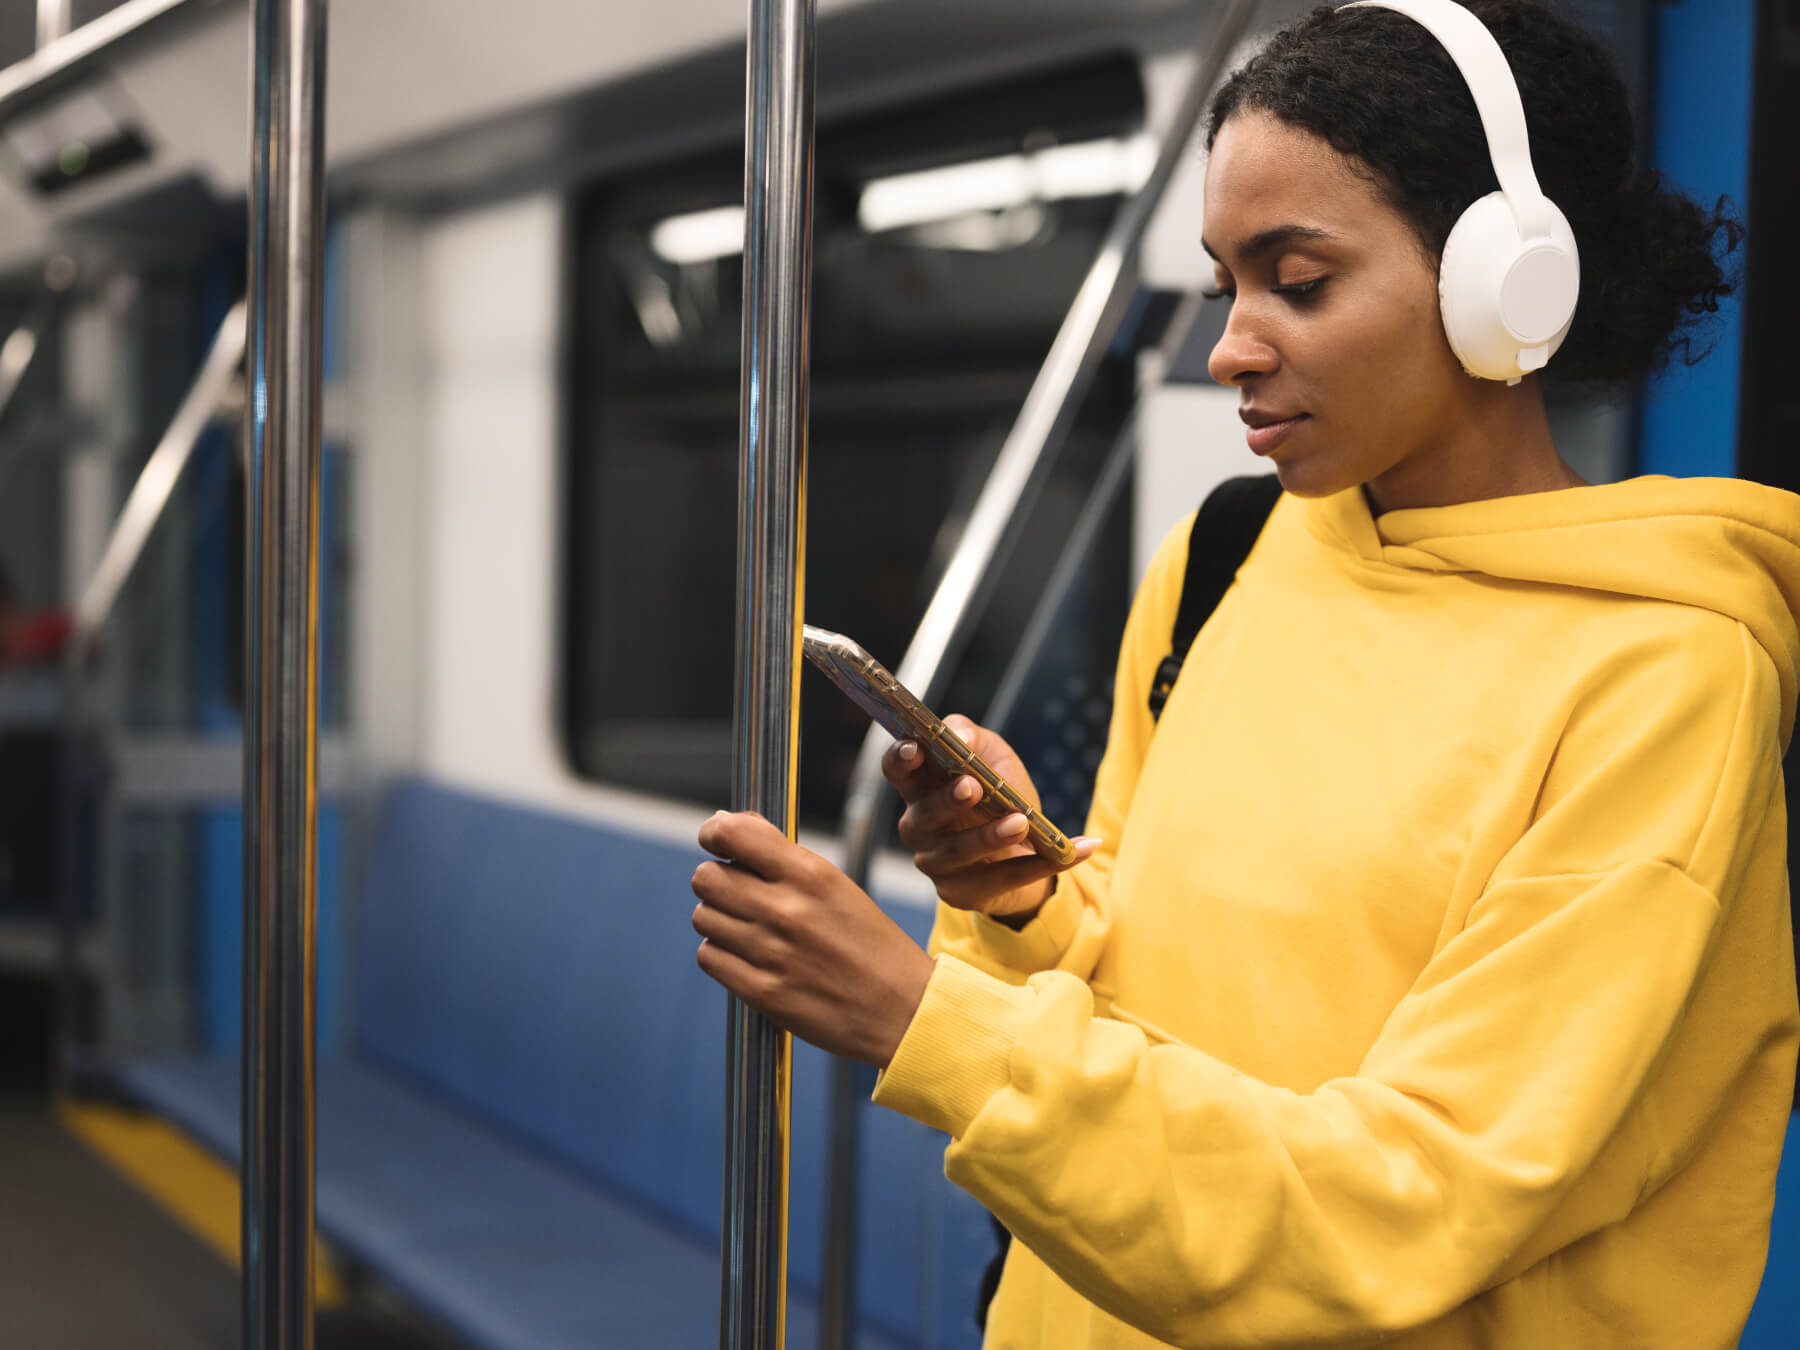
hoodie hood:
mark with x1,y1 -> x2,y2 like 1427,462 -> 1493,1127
1305,476 -> 1800,746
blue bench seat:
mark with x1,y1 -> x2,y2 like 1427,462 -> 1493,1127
119,1055 -> 897,1350
118,779 -> 988,1348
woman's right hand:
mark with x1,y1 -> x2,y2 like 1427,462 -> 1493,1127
882,714 -> 1100,922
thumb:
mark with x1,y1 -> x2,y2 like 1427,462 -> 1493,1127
941,713 -> 978,746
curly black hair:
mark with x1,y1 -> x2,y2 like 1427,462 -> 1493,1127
1205,0 -> 1740,386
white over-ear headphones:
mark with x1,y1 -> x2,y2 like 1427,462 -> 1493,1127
1339,0 -> 1580,384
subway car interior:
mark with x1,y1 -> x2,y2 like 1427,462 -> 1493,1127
0,0 -> 1795,1346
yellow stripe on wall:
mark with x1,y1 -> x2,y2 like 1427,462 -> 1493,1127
58,1102 -> 345,1307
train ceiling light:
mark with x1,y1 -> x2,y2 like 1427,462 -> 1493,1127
645,133 -> 1156,266
649,203 -> 748,266
856,133 -> 1154,234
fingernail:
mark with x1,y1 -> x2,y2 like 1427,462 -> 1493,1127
1074,836 -> 1103,855
898,741 -> 919,762
997,814 -> 1027,839
955,777 -> 980,803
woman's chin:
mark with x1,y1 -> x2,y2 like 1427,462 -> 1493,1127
1263,453 -> 1353,501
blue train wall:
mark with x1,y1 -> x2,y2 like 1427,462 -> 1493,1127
1635,0 -> 1753,478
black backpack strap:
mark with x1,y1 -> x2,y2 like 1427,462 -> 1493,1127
1147,474 -> 1283,721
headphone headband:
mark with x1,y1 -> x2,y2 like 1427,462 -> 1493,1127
1338,0 -> 1554,240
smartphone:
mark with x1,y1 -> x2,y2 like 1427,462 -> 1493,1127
802,624 -> 1079,866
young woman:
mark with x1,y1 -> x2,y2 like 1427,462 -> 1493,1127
691,1 -> 1800,1343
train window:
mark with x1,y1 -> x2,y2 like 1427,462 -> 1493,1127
564,56 -> 1145,829
0,8 -> 33,69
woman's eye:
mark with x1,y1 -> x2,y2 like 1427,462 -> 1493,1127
1199,278 -> 1325,305
1273,278 -> 1327,302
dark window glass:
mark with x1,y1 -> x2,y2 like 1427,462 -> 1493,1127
0,4 -> 34,69
565,56 -> 1145,830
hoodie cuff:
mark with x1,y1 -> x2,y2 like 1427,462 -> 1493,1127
873,954 -> 1034,1139
965,876 -> 1085,972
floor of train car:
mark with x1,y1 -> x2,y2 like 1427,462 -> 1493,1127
0,974 -> 438,1350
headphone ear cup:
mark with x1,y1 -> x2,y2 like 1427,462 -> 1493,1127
1438,191 -> 1581,382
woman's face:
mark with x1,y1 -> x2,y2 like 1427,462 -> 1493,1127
1203,112 -> 1477,500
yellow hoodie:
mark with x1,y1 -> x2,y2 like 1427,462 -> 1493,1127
873,476 -> 1800,1349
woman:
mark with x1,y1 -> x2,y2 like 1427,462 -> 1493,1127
691,1 -> 1800,1344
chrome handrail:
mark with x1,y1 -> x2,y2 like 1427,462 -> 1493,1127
723,0 -> 816,1346
70,299 -> 246,658
817,3 -> 1261,1343
242,0 -> 330,1345
985,286 -> 1223,733
0,309 -> 49,427
983,408 -> 1138,734
0,0 -> 230,120
0,257 -> 77,433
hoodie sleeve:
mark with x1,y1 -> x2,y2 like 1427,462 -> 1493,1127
874,613 -> 1785,1346
925,515 -> 1193,986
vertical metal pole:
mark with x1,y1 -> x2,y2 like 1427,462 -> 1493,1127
243,3 -> 327,1350
36,0 -> 72,50
722,0 -> 814,1346
818,1027 -> 876,1346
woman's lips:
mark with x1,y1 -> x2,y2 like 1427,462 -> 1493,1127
1245,414 -> 1308,456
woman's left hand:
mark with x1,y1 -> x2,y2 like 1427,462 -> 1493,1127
692,811 -> 936,1068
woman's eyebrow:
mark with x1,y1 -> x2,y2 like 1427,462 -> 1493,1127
1200,224 -> 1342,263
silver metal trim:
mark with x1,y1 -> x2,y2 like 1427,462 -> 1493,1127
722,0 -> 815,1345
818,5 -> 1263,1343
70,300 -> 246,654
243,1 -> 327,1347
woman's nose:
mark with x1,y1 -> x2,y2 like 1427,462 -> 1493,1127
1207,308 -> 1279,386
